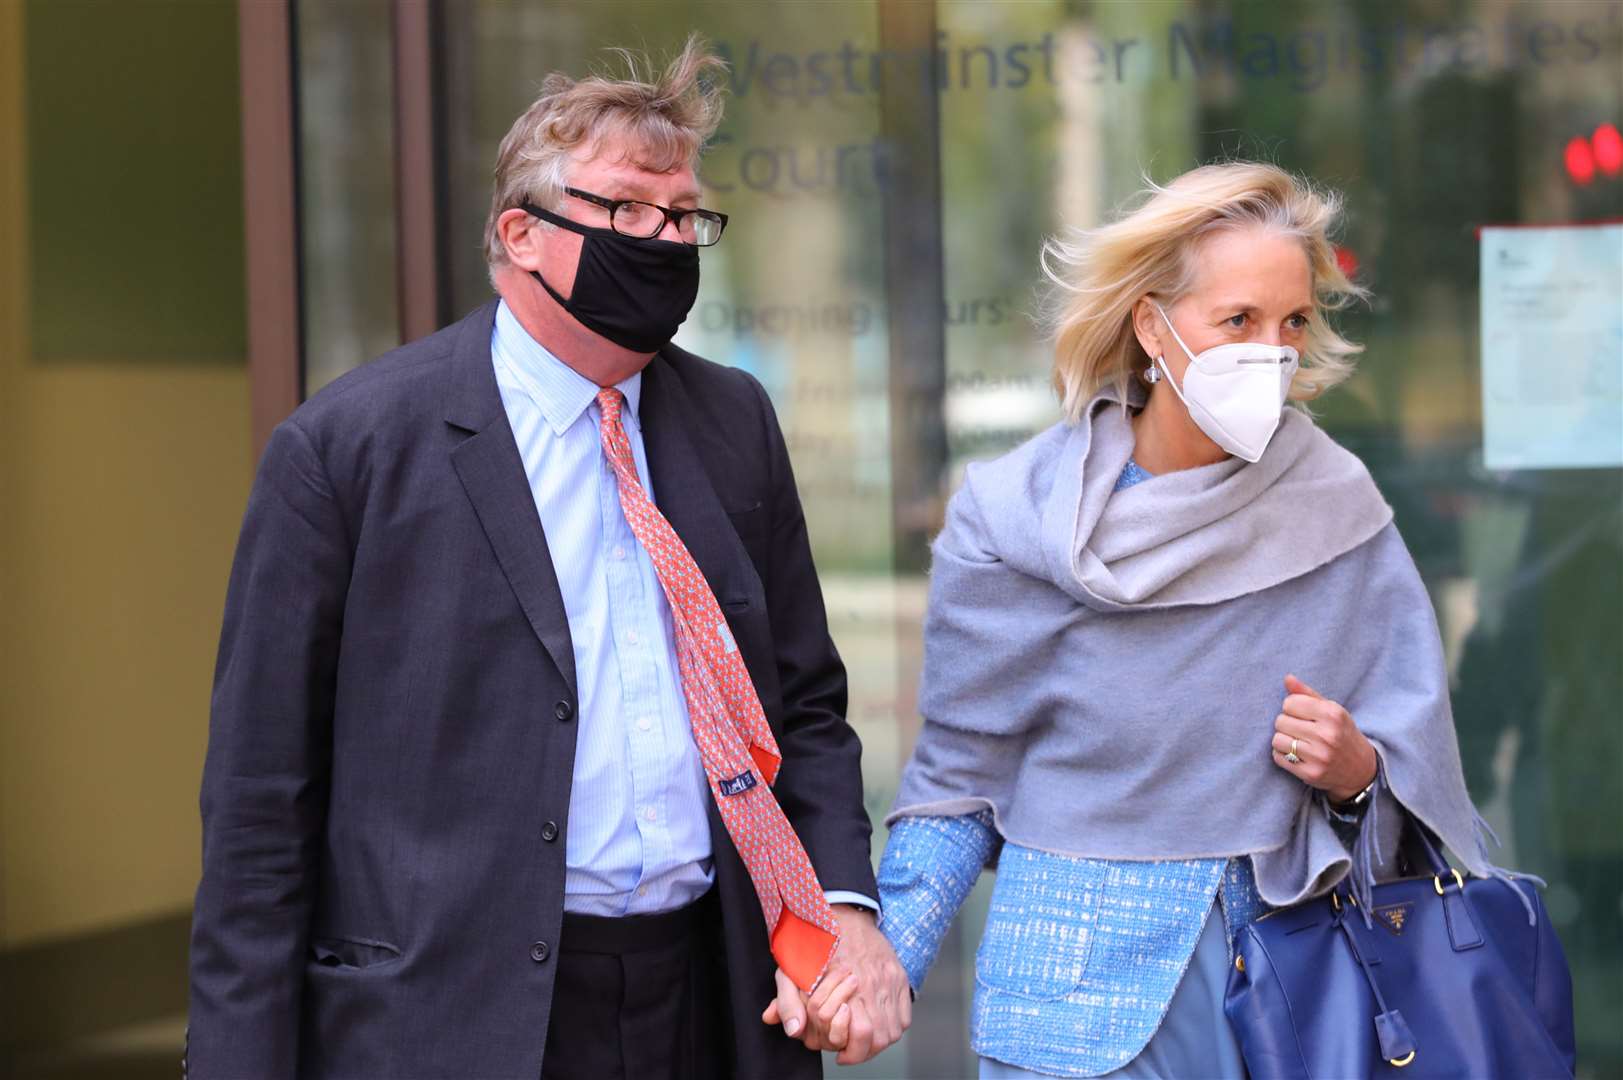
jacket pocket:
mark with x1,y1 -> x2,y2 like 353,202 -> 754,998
308,934 -> 402,971
725,500 -> 768,559
975,847 -> 1103,1000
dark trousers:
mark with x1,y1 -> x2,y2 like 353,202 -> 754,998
541,889 -> 730,1080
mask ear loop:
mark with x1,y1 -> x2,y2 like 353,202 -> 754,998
518,202 -> 586,312
1148,300 -> 1195,406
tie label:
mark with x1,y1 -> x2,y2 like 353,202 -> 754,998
718,771 -> 757,797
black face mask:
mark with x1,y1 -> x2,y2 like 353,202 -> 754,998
520,202 -> 700,353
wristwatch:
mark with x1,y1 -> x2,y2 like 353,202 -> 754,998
1329,776 -> 1377,815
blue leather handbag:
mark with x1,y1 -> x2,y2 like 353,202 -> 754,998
1225,819 -> 1576,1078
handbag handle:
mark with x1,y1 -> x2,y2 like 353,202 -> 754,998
1397,809 -> 1453,880
1331,807 -> 1495,1070
1389,810 -> 1483,941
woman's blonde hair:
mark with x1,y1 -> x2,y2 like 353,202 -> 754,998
483,35 -> 726,270
1040,162 -> 1368,422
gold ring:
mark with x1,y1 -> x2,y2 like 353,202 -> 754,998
1285,738 -> 1301,764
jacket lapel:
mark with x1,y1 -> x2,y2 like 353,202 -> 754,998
639,355 -> 763,612
444,301 -> 578,693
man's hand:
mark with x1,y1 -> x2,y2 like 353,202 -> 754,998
816,905 -> 911,1065
760,905 -> 912,1065
762,966 -> 858,1052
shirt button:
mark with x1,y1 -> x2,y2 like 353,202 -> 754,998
613,546 -> 627,560
637,717 -> 652,732
643,807 -> 657,823
541,821 -> 559,842
553,700 -> 573,722
530,941 -> 550,963
626,629 -> 639,645
637,885 -> 649,897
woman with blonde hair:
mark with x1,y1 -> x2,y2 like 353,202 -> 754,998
871,162 -> 1501,1077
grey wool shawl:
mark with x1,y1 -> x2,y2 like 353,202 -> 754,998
891,386 -> 1499,909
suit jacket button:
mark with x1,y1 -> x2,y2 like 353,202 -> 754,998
530,941 -> 550,963
554,700 -> 573,721
542,821 -> 559,842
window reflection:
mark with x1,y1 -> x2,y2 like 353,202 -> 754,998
439,1 -> 1623,1072
298,0 -> 399,395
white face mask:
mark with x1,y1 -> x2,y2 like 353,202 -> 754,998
1151,300 -> 1300,463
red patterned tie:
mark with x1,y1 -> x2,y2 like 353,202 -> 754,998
595,388 -> 840,992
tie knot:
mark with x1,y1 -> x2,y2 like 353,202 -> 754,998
596,387 -> 624,426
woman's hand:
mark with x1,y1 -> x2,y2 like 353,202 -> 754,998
1271,674 -> 1378,803
762,965 -> 859,1053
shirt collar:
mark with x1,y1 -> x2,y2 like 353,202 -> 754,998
493,299 -> 643,437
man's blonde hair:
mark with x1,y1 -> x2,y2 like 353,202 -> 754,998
1041,162 -> 1368,422
483,35 -> 726,270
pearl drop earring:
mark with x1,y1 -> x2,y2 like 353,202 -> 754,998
1143,357 -> 1163,385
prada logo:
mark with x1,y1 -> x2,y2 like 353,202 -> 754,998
1375,903 -> 1413,936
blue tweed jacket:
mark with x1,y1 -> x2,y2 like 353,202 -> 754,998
878,811 -> 1269,1077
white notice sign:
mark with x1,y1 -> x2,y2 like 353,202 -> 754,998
1480,224 -> 1623,470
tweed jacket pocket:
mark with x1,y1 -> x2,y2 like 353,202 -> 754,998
974,846 -> 1104,1000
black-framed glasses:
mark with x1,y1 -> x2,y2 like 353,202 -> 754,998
565,186 -> 728,246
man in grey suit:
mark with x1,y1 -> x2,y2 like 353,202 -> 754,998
188,37 -> 907,1079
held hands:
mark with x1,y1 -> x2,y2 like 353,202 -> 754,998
760,904 -> 911,1065
1271,674 -> 1379,803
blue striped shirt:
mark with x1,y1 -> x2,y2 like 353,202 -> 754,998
492,302 -> 711,916
491,302 -> 875,916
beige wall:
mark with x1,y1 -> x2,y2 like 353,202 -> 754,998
0,3 -> 253,947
